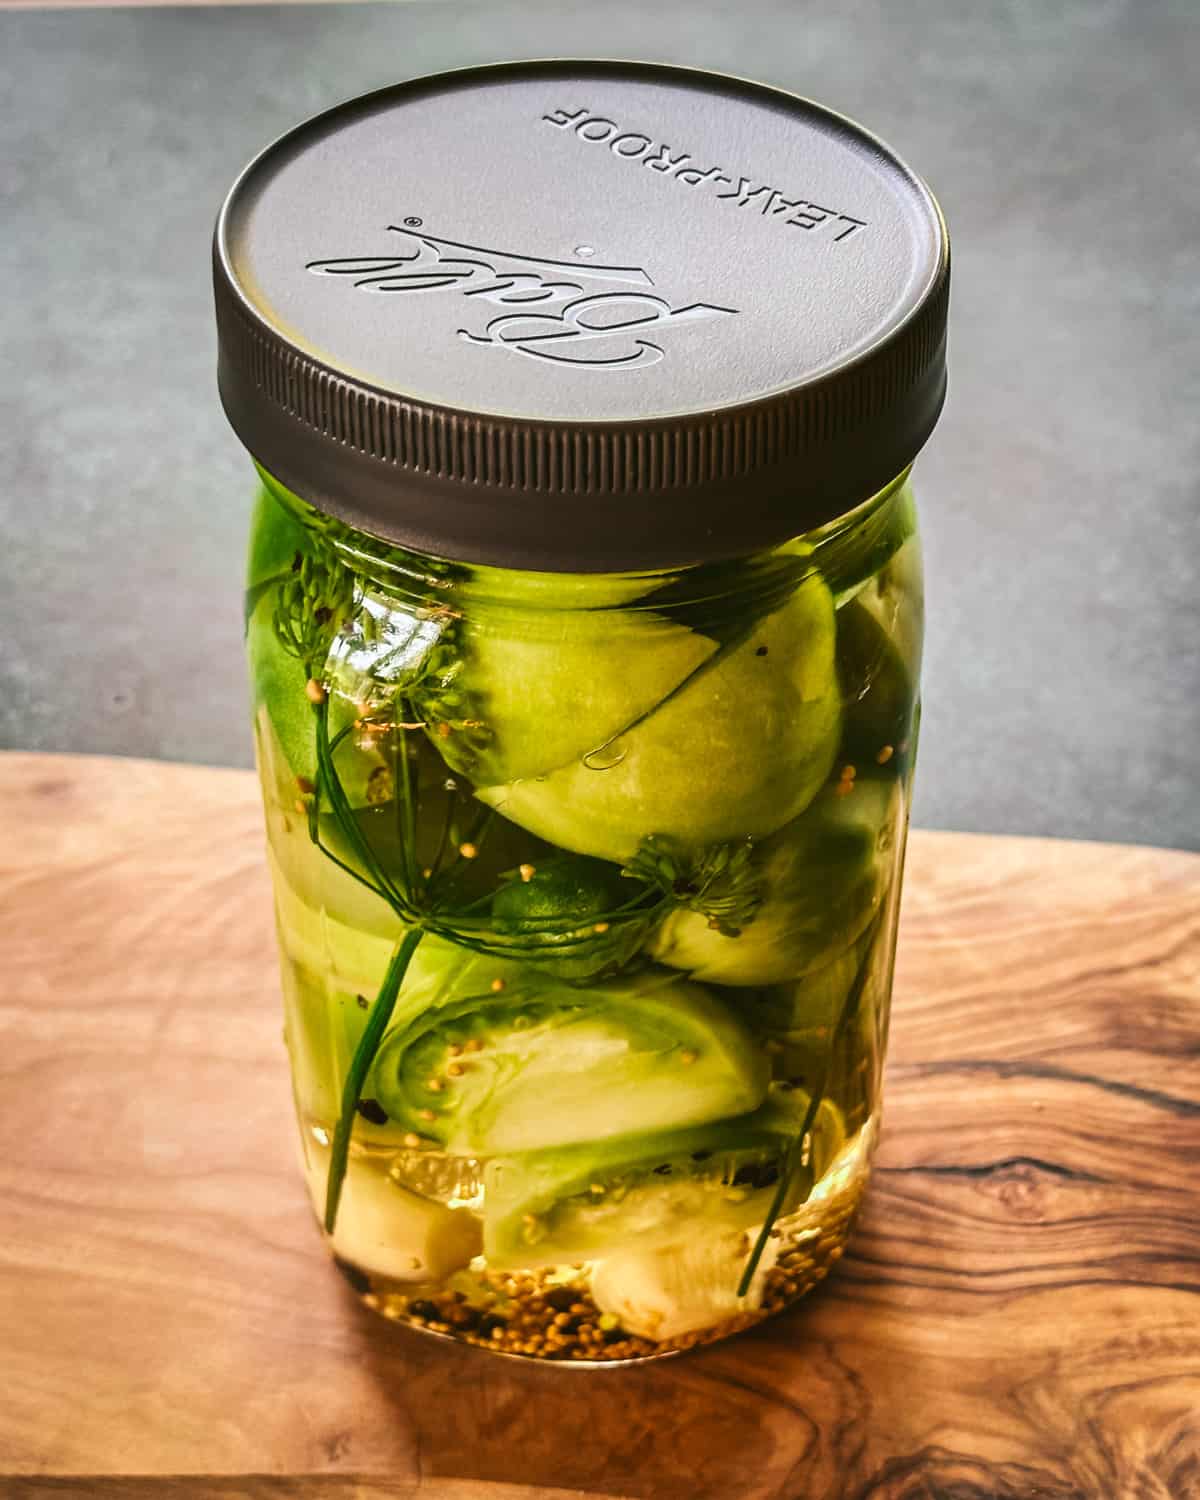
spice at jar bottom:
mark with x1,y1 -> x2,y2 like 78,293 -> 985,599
214,59 -> 948,1363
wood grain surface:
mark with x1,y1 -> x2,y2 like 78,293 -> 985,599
1,752 -> 1198,1500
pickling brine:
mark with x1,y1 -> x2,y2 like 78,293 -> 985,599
248,468 -> 921,1360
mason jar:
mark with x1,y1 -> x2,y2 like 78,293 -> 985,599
215,61 -> 948,1363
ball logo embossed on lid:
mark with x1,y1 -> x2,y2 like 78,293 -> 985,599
306,223 -> 737,371
214,61 -> 949,571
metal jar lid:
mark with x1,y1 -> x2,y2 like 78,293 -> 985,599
214,60 -> 949,571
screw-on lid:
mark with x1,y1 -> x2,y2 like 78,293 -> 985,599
214,60 -> 949,571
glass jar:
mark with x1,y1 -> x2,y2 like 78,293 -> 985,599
247,463 -> 921,1359
216,61 -> 947,1362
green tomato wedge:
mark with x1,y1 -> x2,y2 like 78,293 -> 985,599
282,955 -> 391,1136
483,1092 -> 844,1269
649,778 -> 898,986
258,699 -> 549,938
747,936 -> 872,1043
487,854 -> 652,979
279,928 -> 545,1139
745,928 -> 884,1140
434,603 -> 714,784
245,486 -> 373,803
284,927 -> 658,1129
245,482 -> 312,626
854,530 -> 924,685
492,852 -> 628,927
367,967 -> 769,1156
451,566 -> 664,612
256,709 -> 400,937
247,584 -> 371,801
270,854 -> 398,1003
388,934 -> 544,1028
812,474 -> 917,606
836,600 -> 918,773
476,571 -> 842,862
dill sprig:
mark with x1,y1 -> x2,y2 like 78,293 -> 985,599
272,545 -> 355,672
622,835 -> 763,937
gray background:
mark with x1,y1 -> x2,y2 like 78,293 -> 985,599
2,0 -> 1197,849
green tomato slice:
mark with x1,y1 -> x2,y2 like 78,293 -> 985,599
476,570 -> 841,862
368,967 -> 769,1155
483,1092 -> 843,1268
435,604 -> 714,784
649,778 -> 899,986
484,854 -> 651,979
245,482 -> 312,624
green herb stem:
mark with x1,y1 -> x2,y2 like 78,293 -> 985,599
394,717 -> 423,893
737,913 -> 881,1297
312,695 -> 411,916
311,834 -> 392,902
324,925 -> 425,1233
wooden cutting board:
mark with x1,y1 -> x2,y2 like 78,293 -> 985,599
1,752 -> 1198,1500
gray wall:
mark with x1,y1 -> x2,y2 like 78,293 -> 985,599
2,0 -> 1197,848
